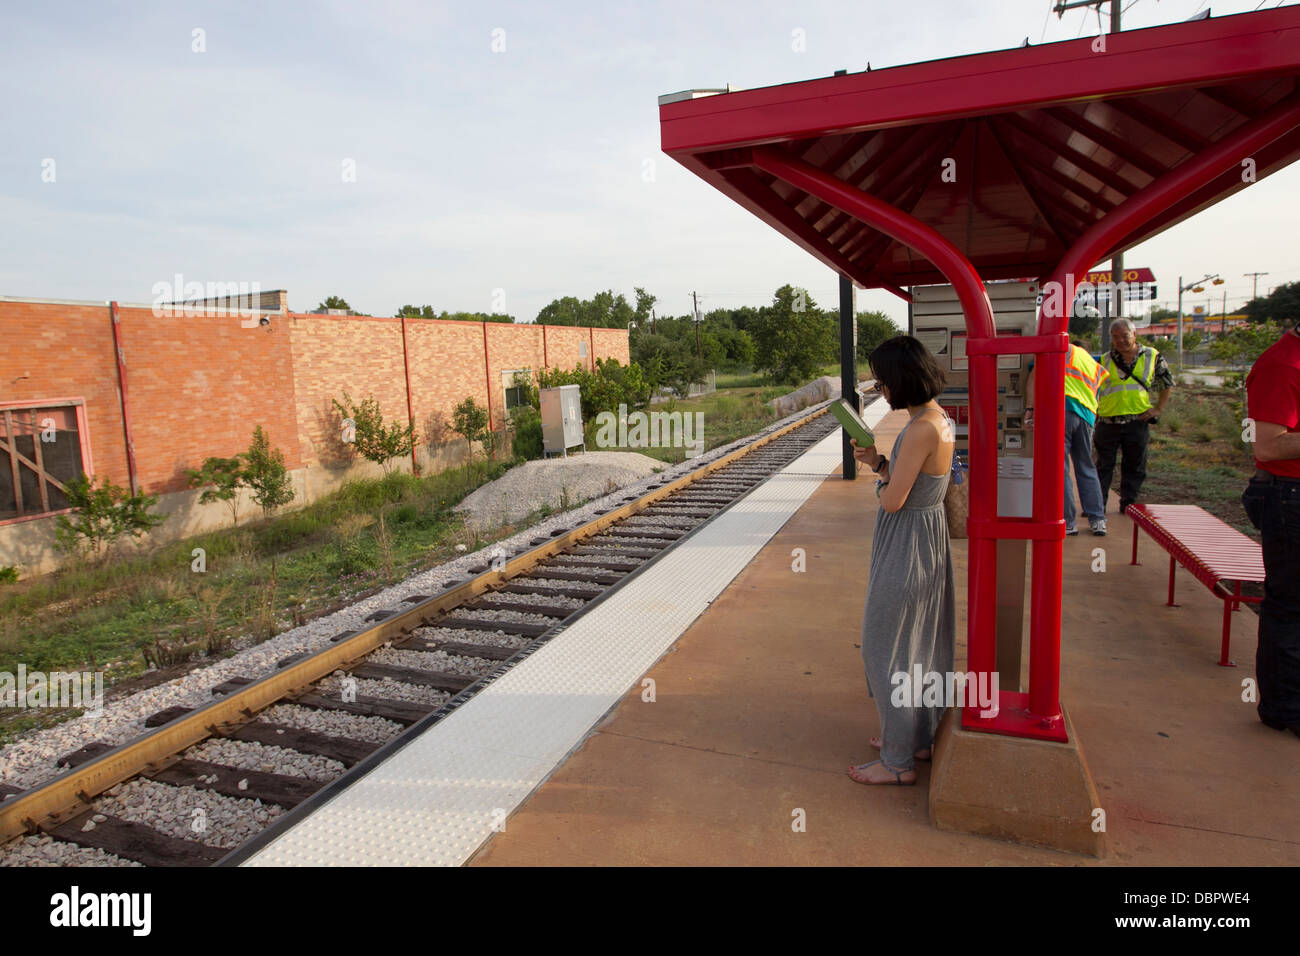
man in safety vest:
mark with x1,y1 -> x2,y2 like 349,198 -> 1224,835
1094,318 -> 1174,515
1027,340 -> 1110,535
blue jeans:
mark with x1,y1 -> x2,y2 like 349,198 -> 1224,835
1065,410 -> 1105,527
1242,474 -> 1300,729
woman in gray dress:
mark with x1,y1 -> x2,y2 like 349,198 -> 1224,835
848,336 -> 956,786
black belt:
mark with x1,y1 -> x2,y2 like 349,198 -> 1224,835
1253,469 -> 1300,485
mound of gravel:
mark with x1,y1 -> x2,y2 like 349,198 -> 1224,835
766,375 -> 843,417
454,451 -> 665,530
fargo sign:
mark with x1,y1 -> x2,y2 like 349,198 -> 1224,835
1084,267 -> 1156,284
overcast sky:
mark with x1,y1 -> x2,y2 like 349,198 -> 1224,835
1,0 -> 1296,329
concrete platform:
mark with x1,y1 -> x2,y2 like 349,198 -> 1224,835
472,411 -> 1300,866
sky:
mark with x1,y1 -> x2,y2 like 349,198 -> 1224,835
1,0 -> 1297,330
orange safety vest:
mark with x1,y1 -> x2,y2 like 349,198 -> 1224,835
1064,344 -> 1108,415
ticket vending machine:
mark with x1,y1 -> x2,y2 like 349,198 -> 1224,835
911,280 -> 1039,690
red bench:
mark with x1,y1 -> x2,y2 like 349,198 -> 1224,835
1128,504 -> 1265,667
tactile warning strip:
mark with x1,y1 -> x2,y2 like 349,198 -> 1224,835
242,427 -> 846,866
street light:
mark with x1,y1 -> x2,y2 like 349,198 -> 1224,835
1176,273 -> 1221,368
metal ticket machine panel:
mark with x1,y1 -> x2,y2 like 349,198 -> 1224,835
912,281 -> 1038,691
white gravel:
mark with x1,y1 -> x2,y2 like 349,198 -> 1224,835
0,834 -> 141,867
508,577 -> 601,592
257,704 -> 402,744
368,646 -> 496,678
409,626 -> 533,649
455,451 -> 666,530
454,608 -> 560,626
93,779 -> 283,849
0,403 -> 828,795
183,738 -> 345,781
316,674 -> 450,707
485,591 -> 585,610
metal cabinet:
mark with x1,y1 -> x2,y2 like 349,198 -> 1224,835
540,384 -> 585,457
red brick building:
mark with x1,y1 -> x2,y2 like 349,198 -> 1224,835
0,294 -> 628,574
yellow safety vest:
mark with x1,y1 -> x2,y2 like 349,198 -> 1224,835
1097,347 -> 1158,417
1064,345 -> 1107,415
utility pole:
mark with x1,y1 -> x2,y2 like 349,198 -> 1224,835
692,291 -> 701,356
1244,271 -> 1268,303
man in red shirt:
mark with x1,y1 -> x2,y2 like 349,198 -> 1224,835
1242,324 -> 1300,738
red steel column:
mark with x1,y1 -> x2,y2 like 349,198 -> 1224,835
750,147 -> 1000,695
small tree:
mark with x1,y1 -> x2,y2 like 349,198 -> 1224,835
242,426 -> 295,516
331,391 -> 418,474
318,296 -> 351,311
1210,321 -> 1285,372
54,474 -> 164,560
452,396 -> 491,458
185,456 -> 245,526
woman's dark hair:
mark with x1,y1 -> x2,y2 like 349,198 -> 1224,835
868,335 -> 946,410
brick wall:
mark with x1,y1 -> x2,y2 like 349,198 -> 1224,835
0,301 -> 127,490
2,297 -> 628,572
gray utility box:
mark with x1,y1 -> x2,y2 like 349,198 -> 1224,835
540,384 -> 585,458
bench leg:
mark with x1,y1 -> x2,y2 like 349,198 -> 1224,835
1219,599 -> 1236,667
1131,522 -> 1140,565
1167,556 -> 1178,607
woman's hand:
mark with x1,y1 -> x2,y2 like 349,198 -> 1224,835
850,438 -> 880,469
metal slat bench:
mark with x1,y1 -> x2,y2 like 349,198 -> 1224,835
1128,504 -> 1265,667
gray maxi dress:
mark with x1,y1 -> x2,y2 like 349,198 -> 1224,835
861,416 -> 957,772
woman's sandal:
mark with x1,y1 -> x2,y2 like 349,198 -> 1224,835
869,736 -> 931,761
847,759 -> 916,786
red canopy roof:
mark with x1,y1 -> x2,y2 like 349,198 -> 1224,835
659,7 -> 1300,289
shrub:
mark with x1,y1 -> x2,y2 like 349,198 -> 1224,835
331,391 -> 418,474
54,475 -> 165,560
510,405 -> 543,460
0,566 -> 18,585
185,456 -> 245,526
242,426 -> 295,516
452,397 -> 491,458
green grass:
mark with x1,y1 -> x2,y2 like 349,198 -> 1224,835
0,455 -> 535,731
1139,386 -> 1257,538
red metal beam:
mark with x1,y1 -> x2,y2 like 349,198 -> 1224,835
983,118 -> 1073,249
720,166 -> 877,285
661,9 -> 1300,154
1045,105 -> 1168,180
997,112 -> 1138,199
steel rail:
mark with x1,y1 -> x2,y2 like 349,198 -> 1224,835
0,407 -> 828,845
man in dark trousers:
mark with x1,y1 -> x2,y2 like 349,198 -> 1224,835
1094,318 -> 1174,514
1242,323 -> 1300,738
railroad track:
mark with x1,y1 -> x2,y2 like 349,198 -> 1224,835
0,407 -> 837,866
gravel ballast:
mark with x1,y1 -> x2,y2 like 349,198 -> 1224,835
0,402 -> 829,797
